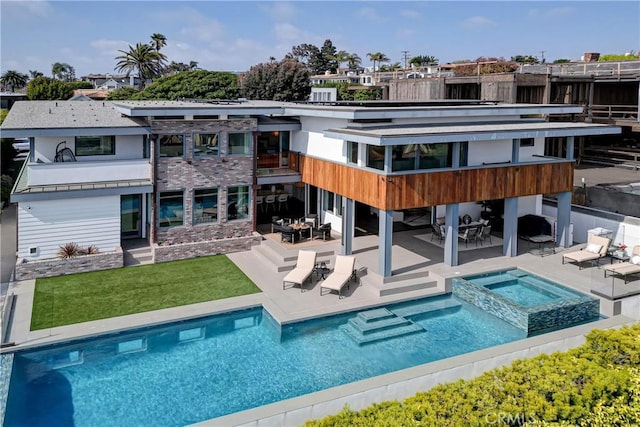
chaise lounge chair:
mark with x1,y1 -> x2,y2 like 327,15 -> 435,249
603,245 -> 640,284
561,234 -> 611,269
320,255 -> 356,298
282,250 -> 317,292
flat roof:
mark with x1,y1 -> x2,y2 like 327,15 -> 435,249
325,121 -> 622,145
1,101 -> 149,137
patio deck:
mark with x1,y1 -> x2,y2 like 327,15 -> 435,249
4,226 -> 638,350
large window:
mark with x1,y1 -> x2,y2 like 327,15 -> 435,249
392,145 -> 417,171
158,134 -> 184,157
228,132 -> 252,155
193,188 -> 218,224
193,133 -> 219,157
347,141 -> 358,164
75,136 -> 115,156
323,190 -> 342,216
159,191 -> 184,228
418,143 -> 451,169
227,185 -> 250,220
367,146 -> 385,170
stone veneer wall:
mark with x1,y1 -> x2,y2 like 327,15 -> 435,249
153,119 -> 257,252
153,232 -> 262,263
452,277 -> 600,335
14,249 -> 124,281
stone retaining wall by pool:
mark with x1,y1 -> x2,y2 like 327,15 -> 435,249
452,274 -> 600,335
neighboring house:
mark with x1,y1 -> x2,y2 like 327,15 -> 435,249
1,99 -> 619,281
81,74 -> 139,90
0,92 -> 28,110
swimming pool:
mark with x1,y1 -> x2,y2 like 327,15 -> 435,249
2,293 -> 598,427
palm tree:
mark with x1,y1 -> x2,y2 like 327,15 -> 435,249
346,53 -> 362,70
333,50 -> 350,72
51,62 -> 67,80
366,52 -> 389,73
188,61 -> 199,71
29,70 -> 44,79
150,33 -> 167,51
115,43 -> 167,90
0,70 -> 28,92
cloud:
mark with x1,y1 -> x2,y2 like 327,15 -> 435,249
461,16 -> 497,30
90,39 -> 131,57
527,8 -> 539,18
356,7 -> 383,22
2,0 -> 53,19
546,7 -> 573,17
396,28 -> 417,40
401,9 -> 422,20
260,2 -> 297,22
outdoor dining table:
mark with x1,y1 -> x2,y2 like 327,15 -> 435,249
289,223 -> 311,240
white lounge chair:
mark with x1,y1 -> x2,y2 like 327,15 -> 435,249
282,250 -> 317,292
320,255 -> 356,298
603,245 -> 640,284
561,234 -> 611,269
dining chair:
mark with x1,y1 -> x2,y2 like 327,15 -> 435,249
255,195 -> 264,213
265,194 -> 276,212
458,227 -> 479,248
277,194 -> 289,211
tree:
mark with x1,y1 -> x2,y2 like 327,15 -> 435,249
51,62 -> 75,81
137,70 -> 240,100
346,53 -> 362,70
26,76 -> 73,100
29,70 -> 44,79
0,70 -> 28,92
318,39 -> 339,74
286,43 -> 319,65
286,40 -> 339,75
333,50 -> 350,71
511,55 -> 540,64
367,52 -> 389,73
379,62 -> 402,72
149,33 -> 167,51
409,55 -> 439,67
241,59 -> 310,101
105,87 -> 141,100
115,43 -> 167,90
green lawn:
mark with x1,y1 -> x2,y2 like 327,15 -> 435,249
31,255 -> 261,330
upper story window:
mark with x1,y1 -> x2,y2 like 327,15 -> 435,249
75,136 -> 115,156
367,146 -> 385,170
158,134 -> 184,158
193,133 -> 219,157
520,138 -> 535,147
228,132 -> 252,155
347,141 -> 358,164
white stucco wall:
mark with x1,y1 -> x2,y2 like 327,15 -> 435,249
17,196 -> 121,260
293,117 -> 350,163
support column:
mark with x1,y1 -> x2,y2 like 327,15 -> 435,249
566,136 -> 575,160
378,209 -> 393,277
556,191 -> 572,248
444,204 -> 459,266
512,139 -> 520,163
503,197 -> 518,257
304,184 -> 310,214
341,197 -> 354,255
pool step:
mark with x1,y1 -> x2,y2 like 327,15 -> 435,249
390,298 -> 462,318
341,307 -> 425,345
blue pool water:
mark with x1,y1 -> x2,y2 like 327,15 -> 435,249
3,293 -> 594,427
462,269 -> 585,307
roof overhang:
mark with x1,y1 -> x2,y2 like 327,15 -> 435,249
284,104 -> 585,121
324,121 -> 621,145
0,127 -> 150,138
112,102 -> 286,117
11,180 -> 153,202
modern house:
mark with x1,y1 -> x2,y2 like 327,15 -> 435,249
2,99 -> 620,281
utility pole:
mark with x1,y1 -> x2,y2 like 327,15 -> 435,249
539,50 -> 546,64
402,50 -> 410,71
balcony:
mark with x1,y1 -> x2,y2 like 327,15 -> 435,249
28,159 -> 151,186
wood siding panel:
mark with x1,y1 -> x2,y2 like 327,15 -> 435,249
298,155 -> 573,211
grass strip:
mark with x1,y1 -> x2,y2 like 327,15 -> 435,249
31,255 -> 260,330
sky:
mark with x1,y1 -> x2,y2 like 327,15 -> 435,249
1,0 -> 639,78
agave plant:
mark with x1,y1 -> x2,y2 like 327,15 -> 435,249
57,242 -> 82,259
